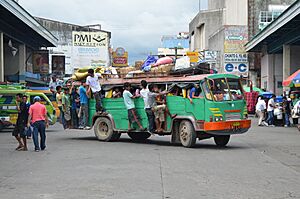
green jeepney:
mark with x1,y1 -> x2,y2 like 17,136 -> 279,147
0,89 -> 57,130
90,74 -> 251,148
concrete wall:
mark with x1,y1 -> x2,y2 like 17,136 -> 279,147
291,45 -> 300,74
208,28 -> 224,72
261,53 -> 283,95
248,0 -> 296,39
208,0 -> 225,10
224,0 -> 248,26
189,9 -> 224,51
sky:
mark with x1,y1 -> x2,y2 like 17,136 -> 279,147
19,0 -> 208,64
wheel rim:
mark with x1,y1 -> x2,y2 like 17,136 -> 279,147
97,122 -> 109,137
180,125 -> 189,143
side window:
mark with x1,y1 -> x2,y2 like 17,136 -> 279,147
40,96 -> 49,105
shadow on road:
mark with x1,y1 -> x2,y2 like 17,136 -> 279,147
69,136 -> 250,150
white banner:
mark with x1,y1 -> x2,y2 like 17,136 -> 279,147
72,31 -> 108,47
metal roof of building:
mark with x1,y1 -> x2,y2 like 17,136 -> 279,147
0,0 -> 57,47
246,0 -> 300,53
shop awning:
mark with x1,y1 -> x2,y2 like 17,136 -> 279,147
283,69 -> 300,87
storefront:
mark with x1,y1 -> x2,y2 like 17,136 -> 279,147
0,0 -> 57,85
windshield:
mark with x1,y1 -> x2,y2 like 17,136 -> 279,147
203,78 -> 244,101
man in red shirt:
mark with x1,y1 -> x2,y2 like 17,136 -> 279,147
27,96 -> 48,152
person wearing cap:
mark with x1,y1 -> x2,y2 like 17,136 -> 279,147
188,83 -> 203,104
27,96 -> 48,152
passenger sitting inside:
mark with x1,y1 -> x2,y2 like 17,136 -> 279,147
112,88 -> 122,98
149,84 -> 177,133
188,83 -> 203,104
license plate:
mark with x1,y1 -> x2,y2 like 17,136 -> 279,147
232,122 -> 240,127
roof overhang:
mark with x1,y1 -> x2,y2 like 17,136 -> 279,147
246,0 -> 300,53
0,0 -> 57,47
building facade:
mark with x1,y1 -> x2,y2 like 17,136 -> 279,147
0,0 -> 57,85
36,17 -> 111,77
190,0 -> 296,86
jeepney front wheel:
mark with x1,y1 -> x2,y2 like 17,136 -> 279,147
94,117 -> 120,142
179,120 -> 197,148
214,135 -> 230,147
128,132 -> 151,141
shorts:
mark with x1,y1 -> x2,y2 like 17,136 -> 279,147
127,108 -> 139,124
152,105 -> 166,122
12,123 -> 26,138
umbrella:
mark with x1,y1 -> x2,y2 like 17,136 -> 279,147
283,69 -> 300,87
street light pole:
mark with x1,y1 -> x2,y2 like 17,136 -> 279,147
199,0 -> 201,12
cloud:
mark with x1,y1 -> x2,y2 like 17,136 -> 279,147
19,0 -> 204,63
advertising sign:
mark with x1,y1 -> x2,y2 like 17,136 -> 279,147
224,62 -> 248,77
112,47 -> 128,67
186,52 -> 199,63
33,50 -> 49,74
72,31 -> 107,47
52,55 -> 65,76
72,31 -> 109,68
224,53 -> 248,63
224,26 -> 248,53
204,51 -> 218,62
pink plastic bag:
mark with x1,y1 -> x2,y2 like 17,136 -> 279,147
153,57 -> 173,66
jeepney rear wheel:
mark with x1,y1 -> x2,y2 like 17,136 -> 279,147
128,132 -> 151,141
214,135 -> 230,147
179,120 -> 197,148
94,117 -> 119,142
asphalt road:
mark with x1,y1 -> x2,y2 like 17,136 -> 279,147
0,119 -> 300,199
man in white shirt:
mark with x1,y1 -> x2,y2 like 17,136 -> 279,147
255,96 -> 266,126
140,80 -> 155,133
86,69 -> 105,114
265,95 -> 276,126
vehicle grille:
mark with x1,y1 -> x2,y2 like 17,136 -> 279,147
225,113 -> 241,121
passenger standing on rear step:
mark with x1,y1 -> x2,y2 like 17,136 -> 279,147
123,82 -> 146,132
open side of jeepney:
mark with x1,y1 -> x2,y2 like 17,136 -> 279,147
91,74 -> 251,148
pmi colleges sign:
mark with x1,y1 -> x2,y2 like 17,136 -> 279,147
72,31 -> 107,47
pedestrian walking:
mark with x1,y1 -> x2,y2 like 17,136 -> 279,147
265,95 -> 276,127
86,69 -> 105,114
22,95 -> 31,139
27,96 -> 48,152
13,93 -> 28,151
123,82 -> 146,131
140,80 -> 155,134
255,96 -> 266,126
78,82 -> 89,129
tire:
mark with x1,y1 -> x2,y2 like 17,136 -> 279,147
214,135 -> 230,147
127,132 -> 151,141
179,120 -> 197,148
94,117 -> 118,142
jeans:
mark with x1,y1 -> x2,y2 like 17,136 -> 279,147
80,103 -> 89,127
285,113 -> 291,126
145,108 -> 155,133
93,92 -> 103,112
266,111 -> 274,125
71,108 -> 79,128
32,121 -> 46,150
256,110 -> 264,125
58,106 -> 66,129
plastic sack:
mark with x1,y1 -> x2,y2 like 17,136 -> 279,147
153,57 -> 173,66
175,56 -> 190,70
141,56 -> 158,71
